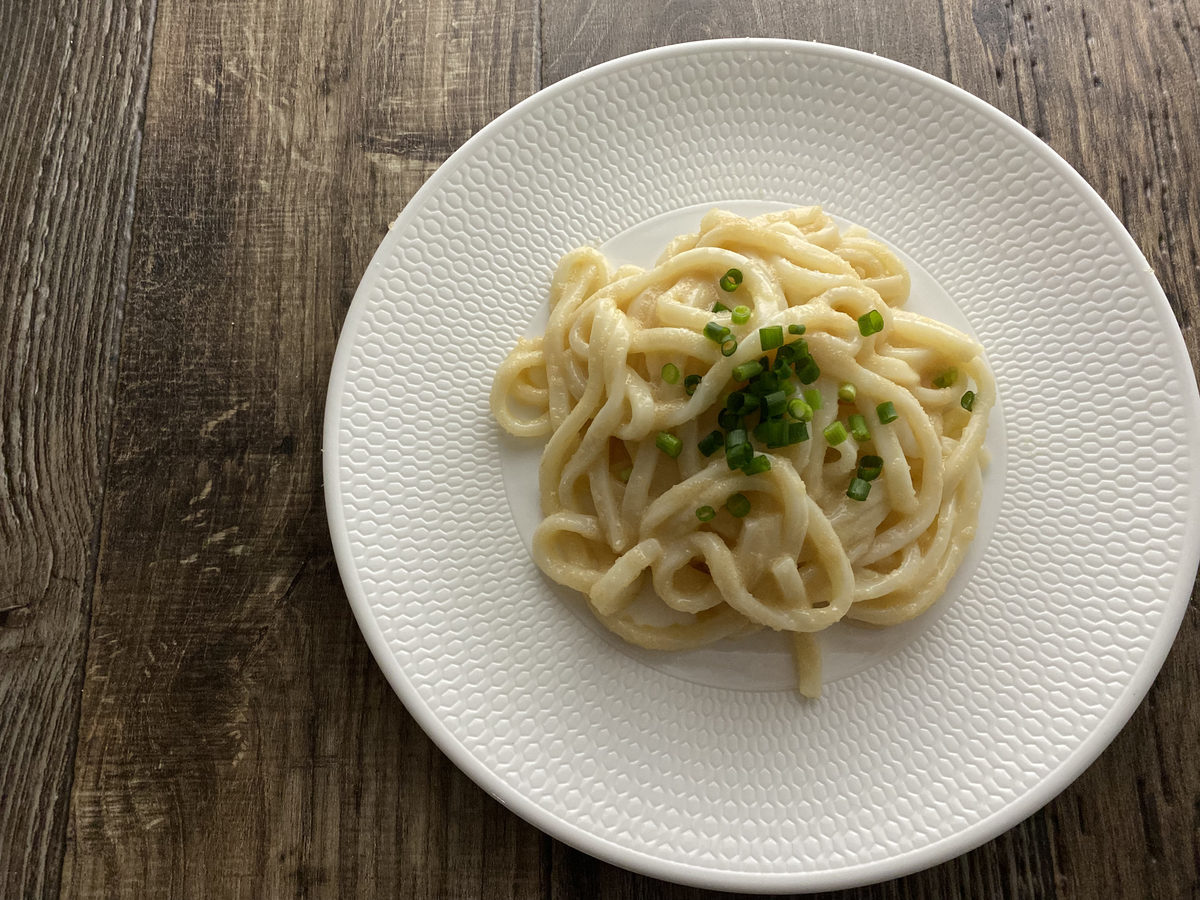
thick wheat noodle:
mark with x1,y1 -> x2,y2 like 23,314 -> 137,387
491,207 -> 993,696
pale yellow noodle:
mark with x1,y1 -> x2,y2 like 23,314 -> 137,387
490,207 -> 991,697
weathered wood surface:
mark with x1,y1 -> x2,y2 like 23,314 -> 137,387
0,1 -> 156,898
1,0 -> 1196,897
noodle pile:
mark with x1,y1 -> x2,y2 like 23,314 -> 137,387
491,207 -> 992,696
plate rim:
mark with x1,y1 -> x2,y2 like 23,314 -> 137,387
323,37 -> 1200,892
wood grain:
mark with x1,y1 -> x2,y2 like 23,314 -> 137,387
0,0 -> 1194,897
57,1 -> 541,898
0,2 -> 155,898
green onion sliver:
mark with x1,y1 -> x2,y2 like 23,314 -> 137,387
698,430 -> 723,457
713,301 -> 731,313
787,421 -> 810,444
823,421 -> 848,446
858,309 -> 884,336
717,408 -> 740,430
761,390 -> 787,419
731,305 -> 751,325
759,325 -> 784,351
696,505 -> 716,522
961,390 -> 976,411
721,338 -> 738,357
742,455 -> 771,476
858,455 -> 883,481
764,420 -> 788,448
838,382 -> 857,402
726,391 -> 749,412
726,443 -> 752,470
788,323 -> 806,335
732,360 -> 763,382
795,356 -> 820,384
726,492 -> 751,517
848,413 -> 870,443
684,374 -> 702,396
725,429 -> 751,469
703,321 -> 731,343
719,268 -> 743,292
802,388 -> 823,411
787,397 -> 812,421
847,477 -> 871,501
876,401 -> 898,424
749,369 -> 777,394
933,368 -> 958,388
616,465 -> 632,483
661,363 -> 680,384
655,432 -> 682,458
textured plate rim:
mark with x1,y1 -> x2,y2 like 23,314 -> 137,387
324,38 -> 1200,893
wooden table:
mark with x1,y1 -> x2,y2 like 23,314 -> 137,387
3,1 -> 1198,897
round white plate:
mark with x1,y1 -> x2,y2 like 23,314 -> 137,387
324,39 -> 1200,893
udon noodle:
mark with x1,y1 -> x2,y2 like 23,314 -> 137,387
491,207 -> 992,696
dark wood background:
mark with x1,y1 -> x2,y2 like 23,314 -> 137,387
2,0 -> 1197,897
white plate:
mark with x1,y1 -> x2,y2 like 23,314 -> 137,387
324,40 -> 1200,893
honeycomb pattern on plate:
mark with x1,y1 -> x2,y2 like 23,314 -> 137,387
330,43 -> 1196,881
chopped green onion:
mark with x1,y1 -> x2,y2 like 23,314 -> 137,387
721,338 -> 738,357
848,414 -> 870,443
876,401 -> 898,424
684,374 -> 702,395
719,268 -> 743,292
858,455 -> 883,481
753,420 -> 770,443
616,464 -> 632,483
961,390 -> 976,411
787,421 -> 810,444
838,382 -> 857,402
656,432 -> 682,458
787,397 -> 813,421
847,477 -> 871,501
748,370 -> 779,395
794,356 -> 820,384
765,420 -> 788,448
726,442 -> 752,470
713,301 -> 731,313
661,363 -> 680,384
698,430 -> 723,457
717,408 -> 741,430
788,323 -> 806,335
731,305 -> 751,325
726,391 -> 749,412
776,342 -> 798,363
932,368 -> 958,388
761,390 -> 788,419
803,388 -> 823,411
742,455 -> 771,476
732,360 -> 764,382
759,325 -> 784,351
858,309 -> 884,336
704,321 -> 731,343
726,492 -> 751,517
726,428 -> 748,450
823,421 -> 848,446
696,505 -> 716,522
